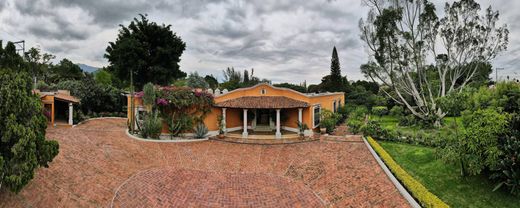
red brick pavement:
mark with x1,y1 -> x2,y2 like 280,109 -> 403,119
0,118 -> 410,208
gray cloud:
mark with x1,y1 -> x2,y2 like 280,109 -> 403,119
1,0 -> 518,83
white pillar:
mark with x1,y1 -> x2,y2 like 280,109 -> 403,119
242,109 -> 248,138
68,103 -> 73,125
275,109 -> 281,138
222,108 -> 227,134
298,108 -> 303,124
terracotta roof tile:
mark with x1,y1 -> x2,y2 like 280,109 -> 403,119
215,96 -> 308,109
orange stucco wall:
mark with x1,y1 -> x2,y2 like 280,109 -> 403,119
127,83 -> 345,133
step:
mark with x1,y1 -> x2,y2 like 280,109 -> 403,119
254,125 -> 272,132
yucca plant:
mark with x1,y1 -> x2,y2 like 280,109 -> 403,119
194,123 -> 209,139
167,113 -> 193,139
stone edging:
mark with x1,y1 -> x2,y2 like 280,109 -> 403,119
72,117 -> 126,128
362,137 -> 421,208
125,129 -> 209,143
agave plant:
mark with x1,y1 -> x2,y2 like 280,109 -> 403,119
194,123 -> 209,139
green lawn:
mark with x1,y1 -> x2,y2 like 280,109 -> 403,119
379,141 -> 520,208
371,115 -> 463,135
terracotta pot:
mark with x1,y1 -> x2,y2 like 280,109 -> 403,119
320,128 -> 327,133
217,134 -> 225,139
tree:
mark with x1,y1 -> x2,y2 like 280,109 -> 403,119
319,46 -> 349,92
186,72 -> 209,89
94,69 -> 113,86
0,41 -> 25,71
204,75 -> 218,89
273,82 -> 307,93
49,59 -> 85,83
105,14 -> 186,90
331,46 -> 341,81
360,0 -> 509,126
0,69 -> 59,193
24,47 -> 55,84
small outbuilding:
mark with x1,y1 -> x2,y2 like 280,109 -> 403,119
34,90 -> 80,126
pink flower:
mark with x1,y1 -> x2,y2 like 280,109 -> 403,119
156,98 -> 168,106
134,91 -> 144,97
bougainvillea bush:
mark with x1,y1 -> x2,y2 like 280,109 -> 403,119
136,86 -> 214,137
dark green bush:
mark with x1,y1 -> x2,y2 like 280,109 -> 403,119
389,106 -> 404,117
349,105 -> 369,120
371,106 -> 388,117
347,119 -> 363,134
399,114 -> 417,126
491,135 -> 520,196
360,120 -> 391,140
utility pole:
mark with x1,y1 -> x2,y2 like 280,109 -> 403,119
13,40 -> 25,54
496,68 -> 504,82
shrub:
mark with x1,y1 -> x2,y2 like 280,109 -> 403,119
372,106 -> 388,117
0,69 -> 59,193
367,137 -> 449,208
389,106 -> 404,117
193,123 -> 209,138
337,105 -> 349,121
399,114 -> 417,126
491,135 -> 520,196
349,105 -> 369,120
440,109 -> 509,176
56,78 -> 124,117
141,111 -> 162,139
321,118 -> 337,134
347,119 -> 363,134
167,113 -> 193,138
320,109 -> 341,133
360,120 -> 392,140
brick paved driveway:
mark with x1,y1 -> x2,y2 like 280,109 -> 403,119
0,118 -> 409,207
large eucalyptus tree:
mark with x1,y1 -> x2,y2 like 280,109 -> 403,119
359,0 -> 508,125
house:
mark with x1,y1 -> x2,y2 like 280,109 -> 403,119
128,83 -> 344,138
34,90 -> 80,126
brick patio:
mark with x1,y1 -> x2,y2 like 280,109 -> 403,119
0,118 -> 410,207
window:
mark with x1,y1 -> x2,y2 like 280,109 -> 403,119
313,105 -> 321,127
261,89 -> 267,95
333,101 -> 337,113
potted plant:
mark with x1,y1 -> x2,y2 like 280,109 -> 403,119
320,126 -> 327,134
217,115 -> 225,139
296,121 -> 308,139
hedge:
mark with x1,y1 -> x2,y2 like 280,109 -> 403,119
367,137 -> 449,208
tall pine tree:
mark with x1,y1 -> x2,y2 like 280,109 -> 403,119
318,46 -> 348,92
330,46 -> 341,82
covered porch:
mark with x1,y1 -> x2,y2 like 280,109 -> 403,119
215,96 -> 309,139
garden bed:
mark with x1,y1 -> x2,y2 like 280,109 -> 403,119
125,130 -> 209,143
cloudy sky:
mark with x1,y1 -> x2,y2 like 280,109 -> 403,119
0,0 -> 518,84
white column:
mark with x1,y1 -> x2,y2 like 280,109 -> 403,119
68,103 -> 73,125
242,109 -> 248,138
222,108 -> 227,134
275,109 -> 281,138
298,108 -> 303,124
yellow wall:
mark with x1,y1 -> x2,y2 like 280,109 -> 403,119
127,83 -> 345,133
